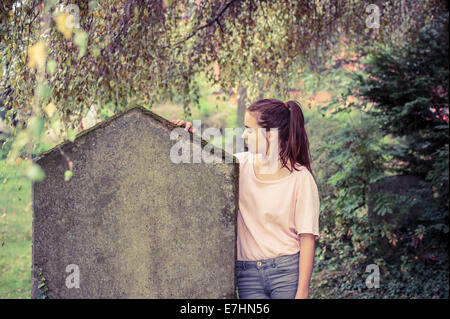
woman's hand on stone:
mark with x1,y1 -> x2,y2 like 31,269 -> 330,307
170,119 -> 196,133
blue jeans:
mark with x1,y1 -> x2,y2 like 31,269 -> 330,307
236,251 -> 300,299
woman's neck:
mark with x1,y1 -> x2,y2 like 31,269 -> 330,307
253,153 -> 286,175
252,153 -> 294,181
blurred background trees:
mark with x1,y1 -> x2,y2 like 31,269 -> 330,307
0,0 -> 448,298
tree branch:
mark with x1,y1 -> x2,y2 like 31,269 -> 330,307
160,0 -> 241,49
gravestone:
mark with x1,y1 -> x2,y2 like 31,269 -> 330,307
31,106 -> 238,299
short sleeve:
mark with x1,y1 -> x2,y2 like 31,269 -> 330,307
294,169 -> 320,240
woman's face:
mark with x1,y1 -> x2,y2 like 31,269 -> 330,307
241,111 -> 269,155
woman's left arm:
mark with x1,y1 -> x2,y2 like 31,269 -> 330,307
295,233 -> 316,299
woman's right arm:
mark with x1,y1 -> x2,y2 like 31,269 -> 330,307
172,119 -> 245,165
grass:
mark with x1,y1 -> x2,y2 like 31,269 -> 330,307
0,160 -> 32,299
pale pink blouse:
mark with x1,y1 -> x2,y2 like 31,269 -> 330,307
234,151 -> 320,261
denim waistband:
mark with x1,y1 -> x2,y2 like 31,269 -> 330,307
236,251 -> 300,270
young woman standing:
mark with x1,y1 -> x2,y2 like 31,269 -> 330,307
172,98 -> 320,299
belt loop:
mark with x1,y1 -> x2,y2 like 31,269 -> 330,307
271,259 -> 276,268
243,262 -> 247,270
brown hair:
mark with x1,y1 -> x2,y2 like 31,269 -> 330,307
247,98 -> 315,178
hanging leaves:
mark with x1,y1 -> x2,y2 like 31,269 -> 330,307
27,41 -> 46,71
54,11 -> 74,39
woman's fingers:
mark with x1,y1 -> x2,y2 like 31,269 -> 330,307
170,119 -> 195,133
171,120 -> 182,125
171,119 -> 184,126
185,122 -> 195,133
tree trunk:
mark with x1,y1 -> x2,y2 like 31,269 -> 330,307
236,84 -> 247,128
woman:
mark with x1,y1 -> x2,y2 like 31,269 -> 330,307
172,98 -> 320,299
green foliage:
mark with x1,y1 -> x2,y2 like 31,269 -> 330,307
64,169 -> 73,181
2,0 -> 443,124
37,268 -> 51,299
356,12 -> 449,178
310,106 -> 448,299
308,15 -> 449,298
426,144 -> 449,212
